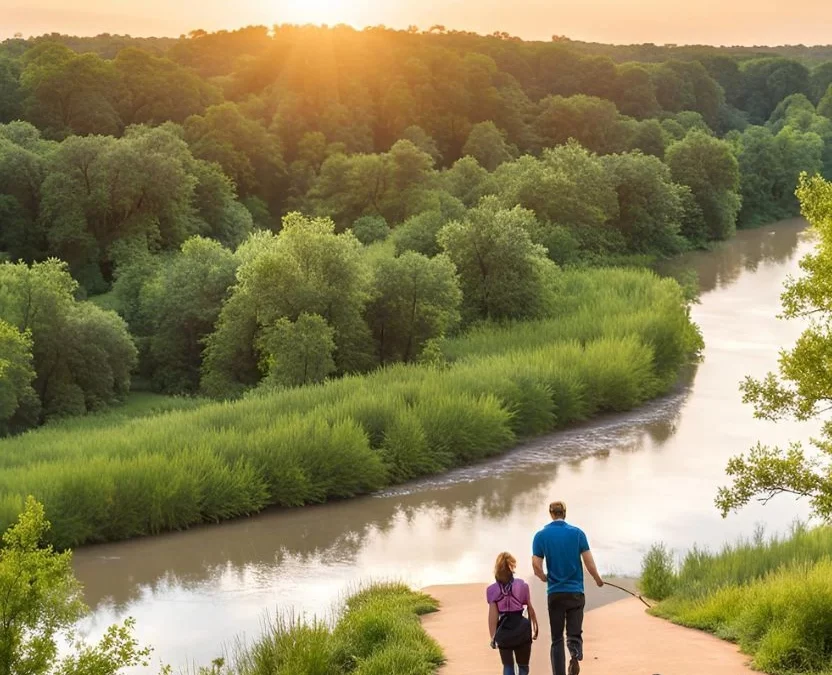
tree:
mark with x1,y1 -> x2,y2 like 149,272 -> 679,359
125,237 -> 238,394
114,47 -> 222,126
0,260 -> 137,425
602,152 -> 687,254
351,215 -> 390,245
718,175 -> 832,521
309,140 -> 436,228
184,102 -> 286,216
37,124 -> 248,290
610,63 -> 660,119
809,62 -> 832,104
737,58 -> 810,124
734,125 -> 783,226
461,121 -> 515,171
20,43 -> 121,138
0,54 -> 22,124
438,197 -> 557,322
401,125 -> 443,165
0,497 -> 150,674
258,313 -> 336,387
767,93 -> 816,132
620,118 -> 667,158
365,252 -> 461,364
0,320 -> 39,436
534,94 -> 625,155
202,215 -> 373,398
665,131 -> 741,243
651,60 -> 724,129
0,122 -> 53,263
441,156 -> 498,207
495,142 -> 620,256
735,125 -> 823,227
391,193 -> 467,258
818,85 -> 832,122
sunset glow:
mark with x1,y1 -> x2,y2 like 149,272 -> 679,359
278,0 -> 359,27
3,0 -> 832,44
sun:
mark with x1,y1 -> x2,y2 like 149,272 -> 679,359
279,0 -> 356,26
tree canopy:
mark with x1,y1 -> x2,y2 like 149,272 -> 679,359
0,497 -> 150,674
719,174 -> 832,522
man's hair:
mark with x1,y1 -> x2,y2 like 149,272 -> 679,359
549,500 -> 566,518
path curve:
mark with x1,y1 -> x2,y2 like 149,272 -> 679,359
422,582 -> 755,675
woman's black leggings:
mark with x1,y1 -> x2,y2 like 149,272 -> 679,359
499,642 -> 532,670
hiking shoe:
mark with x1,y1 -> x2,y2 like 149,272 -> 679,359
568,658 -> 581,675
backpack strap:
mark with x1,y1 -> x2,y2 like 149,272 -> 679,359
496,580 -> 521,614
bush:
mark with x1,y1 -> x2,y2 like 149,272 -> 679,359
639,543 -> 677,600
351,216 -> 391,245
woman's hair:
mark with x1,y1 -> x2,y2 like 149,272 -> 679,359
494,552 -> 517,584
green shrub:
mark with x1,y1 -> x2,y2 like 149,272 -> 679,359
639,543 -> 677,600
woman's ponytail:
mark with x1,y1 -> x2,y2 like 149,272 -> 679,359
494,551 -> 516,585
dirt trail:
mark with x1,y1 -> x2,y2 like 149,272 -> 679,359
422,581 -> 755,675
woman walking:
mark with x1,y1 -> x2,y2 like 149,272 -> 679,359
488,552 -> 539,675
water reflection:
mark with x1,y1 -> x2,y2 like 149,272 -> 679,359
73,218 -> 817,670
76,388 -> 687,613
658,218 -> 805,294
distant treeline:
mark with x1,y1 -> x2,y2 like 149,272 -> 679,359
1,24 -> 831,431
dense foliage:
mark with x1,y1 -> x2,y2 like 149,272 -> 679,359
2,25 -> 831,246
0,259 -> 136,432
1,24 -> 831,433
0,497 -> 150,675
0,268 -> 700,547
716,175 -> 832,522
642,526 -> 832,674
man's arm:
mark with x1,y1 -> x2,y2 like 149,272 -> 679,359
532,555 -> 547,583
581,550 -> 604,587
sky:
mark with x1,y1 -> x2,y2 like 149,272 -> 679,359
2,0 -> 832,46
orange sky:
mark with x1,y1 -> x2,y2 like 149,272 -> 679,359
2,0 -> 832,46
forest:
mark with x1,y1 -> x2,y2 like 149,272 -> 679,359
1,23 -> 832,437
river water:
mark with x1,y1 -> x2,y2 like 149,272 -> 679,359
72,217 -> 819,670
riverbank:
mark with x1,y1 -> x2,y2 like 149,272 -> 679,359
422,580 -> 755,675
65,219 -> 815,671
645,526 -> 832,674
0,266 -> 700,549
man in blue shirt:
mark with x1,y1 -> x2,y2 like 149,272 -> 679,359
532,501 -> 604,675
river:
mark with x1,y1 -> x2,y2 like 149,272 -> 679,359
72,217 -> 819,670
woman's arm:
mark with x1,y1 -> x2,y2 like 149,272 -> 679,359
527,598 -> 539,640
488,602 -> 499,646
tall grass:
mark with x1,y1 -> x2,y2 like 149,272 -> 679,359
206,584 -> 442,675
644,526 -> 832,675
0,268 -> 700,548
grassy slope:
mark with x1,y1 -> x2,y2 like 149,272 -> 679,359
643,527 -> 832,675
207,583 -> 443,675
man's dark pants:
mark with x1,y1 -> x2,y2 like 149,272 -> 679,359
547,592 -> 586,675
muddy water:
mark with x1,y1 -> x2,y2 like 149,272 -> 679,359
73,218 -> 818,669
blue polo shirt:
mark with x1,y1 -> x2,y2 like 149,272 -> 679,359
532,520 -> 590,594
